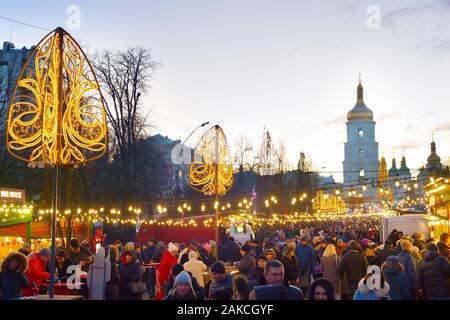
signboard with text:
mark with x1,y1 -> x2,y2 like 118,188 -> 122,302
0,188 -> 25,202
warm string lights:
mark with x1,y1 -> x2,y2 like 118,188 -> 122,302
0,203 -> 33,223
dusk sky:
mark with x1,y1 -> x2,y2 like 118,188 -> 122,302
2,0 -> 450,182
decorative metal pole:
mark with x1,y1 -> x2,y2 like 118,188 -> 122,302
214,126 -> 219,257
48,166 -> 59,297
6,27 -> 107,299
189,125 -> 233,259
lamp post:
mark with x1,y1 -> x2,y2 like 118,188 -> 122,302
6,27 -> 107,298
189,125 -> 233,258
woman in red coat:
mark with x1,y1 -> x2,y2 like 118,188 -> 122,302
22,248 -> 51,296
155,243 -> 178,300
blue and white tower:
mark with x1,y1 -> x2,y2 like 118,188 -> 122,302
343,78 -> 379,200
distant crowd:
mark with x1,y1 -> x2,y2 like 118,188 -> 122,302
0,216 -> 449,300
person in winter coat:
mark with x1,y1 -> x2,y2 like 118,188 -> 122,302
22,248 -> 51,296
397,239 -> 419,299
437,233 -> 449,258
118,250 -> 143,300
235,255 -> 259,291
163,271 -> 196,300
353,266 -> 390,300
219,237 -> 242,263
254,255 -> 267,285
105,245 -> 120,300
321,244 -> 341,299
208,262 -> 233,298
280,245 -> 300,285
143,240 -> 157,264
413,233 -> 426,251
249,260 -> 304,300
377,240 -> 395,267
338,240 -> 369,298
315,240 -> 327,262
155,242 -> 178,300
54,250 -> 72,283
67,239 -> 93,273
0,252 -> 29,299
183,251 -> 207,288
199,242 -> 216,267
418,243 -> 450,300
387,229 -> 399,246
381,255 -> 411,300
295,237 -> 315,293
165,264 -> 205,300
152,241 -> 166,263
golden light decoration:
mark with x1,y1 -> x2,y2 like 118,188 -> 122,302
6,27 -> 107,166
189,125 -> 233,196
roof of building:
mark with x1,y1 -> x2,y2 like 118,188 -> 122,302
398,156 -> 410,175
389,158 -> 399,177
347,80 -> 374,122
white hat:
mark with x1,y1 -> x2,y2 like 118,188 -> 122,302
168,242 -> 178,253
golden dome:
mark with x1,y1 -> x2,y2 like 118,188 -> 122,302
347,81 -> 373,121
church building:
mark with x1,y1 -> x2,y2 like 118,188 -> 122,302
343,79 -> 379,201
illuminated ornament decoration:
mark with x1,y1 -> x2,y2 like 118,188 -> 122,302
6,27 -> 107,166
189,125 -> 233,196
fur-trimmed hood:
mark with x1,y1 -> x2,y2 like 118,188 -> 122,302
357,278 -> 390,298
1,252 -> 28,273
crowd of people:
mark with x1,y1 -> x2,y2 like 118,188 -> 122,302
0,216 -> 449,300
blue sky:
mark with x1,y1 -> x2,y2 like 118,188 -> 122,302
1,0 -> 450,182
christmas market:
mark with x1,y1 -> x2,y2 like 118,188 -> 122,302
0,2 -> 449,312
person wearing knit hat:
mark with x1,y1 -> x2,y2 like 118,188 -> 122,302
38,247 -> 51,259
163,271 -> 195,300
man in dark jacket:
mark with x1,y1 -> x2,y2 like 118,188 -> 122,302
67,239 -> 94,273
437,233 -> 449,258
338,240 -> 368,298
249,260 -> 304,300
143,240 -> 157,264
419,243 -> 450,300
378,240 -> 395,267
208,262 -> 233,298
387,229 -> 399,245
295,237 -> 315,294
219,237 -> 241,263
